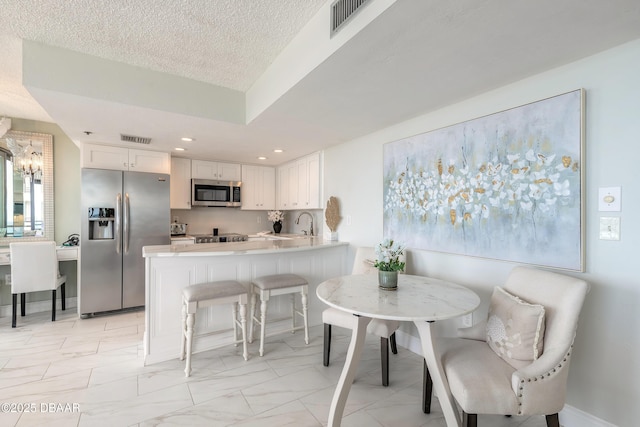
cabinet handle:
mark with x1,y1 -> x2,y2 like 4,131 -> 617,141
130,163 -> 135,168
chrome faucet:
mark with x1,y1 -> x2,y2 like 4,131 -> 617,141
295,211 -> 314,236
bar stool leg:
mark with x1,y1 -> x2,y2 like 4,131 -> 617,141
179,301 -> 187,360
291,294 -> 296,333
248,291 -> 257,343
239,301 -> 248,361
185,311 -> 195,377
232,302 -> 239,346
301,288 -> 309,344
259,292 -> 268,357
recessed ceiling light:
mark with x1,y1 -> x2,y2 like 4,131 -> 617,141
257,156 -> 267,160
181,137 -> 194,142
273,149 -> 283,153
175,147 -> 186,151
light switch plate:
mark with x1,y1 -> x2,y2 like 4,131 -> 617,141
599,187 -> 621,211
599,217 -> 620,240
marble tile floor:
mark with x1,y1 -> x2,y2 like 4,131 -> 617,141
0,309 -> 549,427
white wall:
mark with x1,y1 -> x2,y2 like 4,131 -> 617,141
323,39 -> 640,426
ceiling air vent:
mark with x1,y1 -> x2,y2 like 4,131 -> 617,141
330,0 -> 371,36
120,134 -> 151,144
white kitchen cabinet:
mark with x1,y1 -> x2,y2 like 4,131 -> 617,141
277,152 -> 321,210
241,165 -> 275,210
82,143 -> 170,174
170,157 -> 191,209
277,166 -> 290,210
191,160 -> 241,181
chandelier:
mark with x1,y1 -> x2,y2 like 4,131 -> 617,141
6,138 -> 43,180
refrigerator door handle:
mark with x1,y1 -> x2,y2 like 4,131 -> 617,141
124,193 -> 130,254
115,193 -> 122,254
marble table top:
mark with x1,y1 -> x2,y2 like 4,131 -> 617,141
316,274 -> 480,322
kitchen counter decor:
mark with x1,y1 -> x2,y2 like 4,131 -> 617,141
324,196 -> 341,241
374,239 -> 405,290
268,210 -> 284,233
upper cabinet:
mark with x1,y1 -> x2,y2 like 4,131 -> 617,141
191,160 -> 241,181
170,157 -> 191,210
82,143 -> 170,174
277,152 -> 321,210
241,165 -> 275,210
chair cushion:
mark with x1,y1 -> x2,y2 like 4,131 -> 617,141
183,281 -> 246,303
440,337 -> 520,414
252,274 -> 307,290
486,287 -> 546,369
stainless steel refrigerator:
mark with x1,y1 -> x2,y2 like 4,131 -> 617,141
80,169 -> 170,315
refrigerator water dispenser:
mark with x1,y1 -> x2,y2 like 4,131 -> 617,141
88,207 -> 115,240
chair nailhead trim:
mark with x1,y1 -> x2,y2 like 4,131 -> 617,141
518,345 -> 575,413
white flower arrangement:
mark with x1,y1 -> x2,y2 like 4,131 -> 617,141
267,210 -> 285,223
374,239 -> 406,272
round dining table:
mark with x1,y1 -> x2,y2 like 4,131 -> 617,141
316,274 -> 481,427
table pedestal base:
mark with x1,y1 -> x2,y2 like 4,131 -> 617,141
327,314 -> 371,426
414,321 -> 461,427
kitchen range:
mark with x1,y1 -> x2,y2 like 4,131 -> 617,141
171,224 -> 248,244
191,233 -> 248,243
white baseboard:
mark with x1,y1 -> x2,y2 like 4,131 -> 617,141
559,405 -> 618,427
394,330 -> 618,427
0,297 -> 77,319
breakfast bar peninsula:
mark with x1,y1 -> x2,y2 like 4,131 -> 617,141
142,237 -> 348,365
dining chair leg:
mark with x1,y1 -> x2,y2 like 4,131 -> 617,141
12,294 -> 17,328
61,283 -> 66,310
323,323 -> 332,366
462,412 -> 477,427
390,332 -> 398,354
545,414 -> 560,427
20,293 -> 26,317
423,359 -> 433,413
381,337 -> 389,386
51,289 -> 56,321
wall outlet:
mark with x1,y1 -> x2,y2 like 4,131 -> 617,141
257,216 -> 261,224
461,313 -> 473,328
5,274 -> 11,286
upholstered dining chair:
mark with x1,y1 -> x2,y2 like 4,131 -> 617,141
422,266 -> 588,427
10,241 -> 67,328
322,246 -> 402,386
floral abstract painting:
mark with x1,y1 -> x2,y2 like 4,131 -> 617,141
383,90 -> 584,271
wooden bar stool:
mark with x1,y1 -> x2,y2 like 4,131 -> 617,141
249,274 -> 309,356
180,280 -> 249,377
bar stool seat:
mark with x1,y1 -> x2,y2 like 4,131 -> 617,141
180,280 -> 249,377
249,273 -> 309,356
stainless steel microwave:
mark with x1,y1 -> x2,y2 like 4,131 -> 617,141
191,179 -> 241,207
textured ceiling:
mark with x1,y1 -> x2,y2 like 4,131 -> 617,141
1,0 -> 640,165
2,0 -> 326,90
0,0 -> 326,125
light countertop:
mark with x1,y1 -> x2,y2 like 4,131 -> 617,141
143,236 -> 346,258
